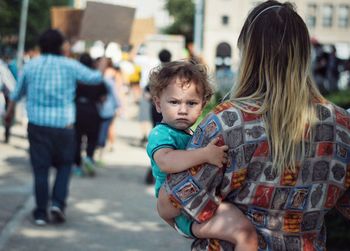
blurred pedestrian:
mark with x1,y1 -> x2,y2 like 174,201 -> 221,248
343,57 -> 350,88
151,49 -> 172,125
138,84 -> 153,147
143,49 -> 172,184
95,57 -> 120,163
0,58 -> 16,143
311,41 -> 328,94
135,49 -> 158,148
73,53 -> 107,177
326,45 -> 340,92
119,52 -> 141,103
102,58 -> 125,152
4,29 -> 103,226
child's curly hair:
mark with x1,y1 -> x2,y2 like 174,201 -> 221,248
149,60 -> 213,106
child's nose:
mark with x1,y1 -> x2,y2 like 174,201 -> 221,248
178,103 -> 187,113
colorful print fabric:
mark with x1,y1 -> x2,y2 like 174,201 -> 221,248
165,101 -> 350,251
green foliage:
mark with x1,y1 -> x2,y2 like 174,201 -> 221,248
0,0 -> 21,37
0,0 -> 71,52
26,0 -> 51,49
163,0 -> 195,44
325,88 -> 350,109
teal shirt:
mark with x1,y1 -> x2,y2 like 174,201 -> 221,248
146,123 -> 194,238
146,123 -> 192,197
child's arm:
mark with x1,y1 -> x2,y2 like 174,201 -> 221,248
154,137 -> 228,174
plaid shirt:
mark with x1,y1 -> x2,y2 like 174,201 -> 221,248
10,54 -> 102,128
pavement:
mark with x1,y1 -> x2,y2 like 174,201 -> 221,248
0,109 -> 192,251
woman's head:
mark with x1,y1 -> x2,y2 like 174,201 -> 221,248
235,0 -> 316,99
149,60 -> 213,130
233,1 -> 322,172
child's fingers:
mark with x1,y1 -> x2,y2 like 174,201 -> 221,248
221,145 -> 229,151
209,137 -> 219,145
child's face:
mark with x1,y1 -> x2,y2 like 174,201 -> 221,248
154,79 -> 204,130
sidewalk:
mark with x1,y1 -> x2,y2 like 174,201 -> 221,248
0,117 -> 192,251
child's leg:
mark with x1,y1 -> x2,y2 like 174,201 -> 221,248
157,186 -> 181,226
191,202 -> 258,251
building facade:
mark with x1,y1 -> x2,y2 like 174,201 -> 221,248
202,0 -> 350,71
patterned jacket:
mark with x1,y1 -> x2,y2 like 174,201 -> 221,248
165,100 -> 350,251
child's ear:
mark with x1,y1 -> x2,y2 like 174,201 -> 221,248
153,97 -> 161,113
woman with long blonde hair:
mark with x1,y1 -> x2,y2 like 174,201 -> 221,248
232,0 -> 322,174
163,1 -> 350,250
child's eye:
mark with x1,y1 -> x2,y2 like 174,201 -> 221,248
169,100 -> 178,105
188,101 -> 198,106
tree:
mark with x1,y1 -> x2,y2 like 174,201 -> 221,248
26,0 -> 52,50
163,0 -> 195,45
0,1 -> 20,37
0,0 -> 21,56
0,0 -> 70,55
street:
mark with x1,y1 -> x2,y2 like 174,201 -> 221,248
0,115 -> 192,251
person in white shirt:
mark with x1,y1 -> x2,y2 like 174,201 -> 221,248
0,58 -> 16,143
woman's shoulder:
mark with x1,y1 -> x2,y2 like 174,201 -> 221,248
208,100 -> 264,127
314,99 -> 350,122
208,100 -> 242,115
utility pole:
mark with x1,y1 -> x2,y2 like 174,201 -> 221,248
193,0 -> 204,55
17,0 -> 29,71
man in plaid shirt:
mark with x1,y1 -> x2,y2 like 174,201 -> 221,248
4,29 -> 103,226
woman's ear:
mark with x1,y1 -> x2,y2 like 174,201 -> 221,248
153,97 -> 161,113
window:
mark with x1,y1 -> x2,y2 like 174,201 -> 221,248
306,3 -> 317,28
338,5 -> 349,28
322,4 -> 333,27
222,15 -> 229,25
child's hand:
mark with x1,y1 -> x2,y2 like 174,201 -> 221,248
204,137 -> 229,168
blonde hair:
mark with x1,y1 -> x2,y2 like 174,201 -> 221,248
232,1 -> 323,172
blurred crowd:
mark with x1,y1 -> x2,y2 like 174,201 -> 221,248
0,28 -> 199,225
2,37 -> 350,171
311,39 -> 350,95
215,40 -> 350,98
2,37 -> 350,151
